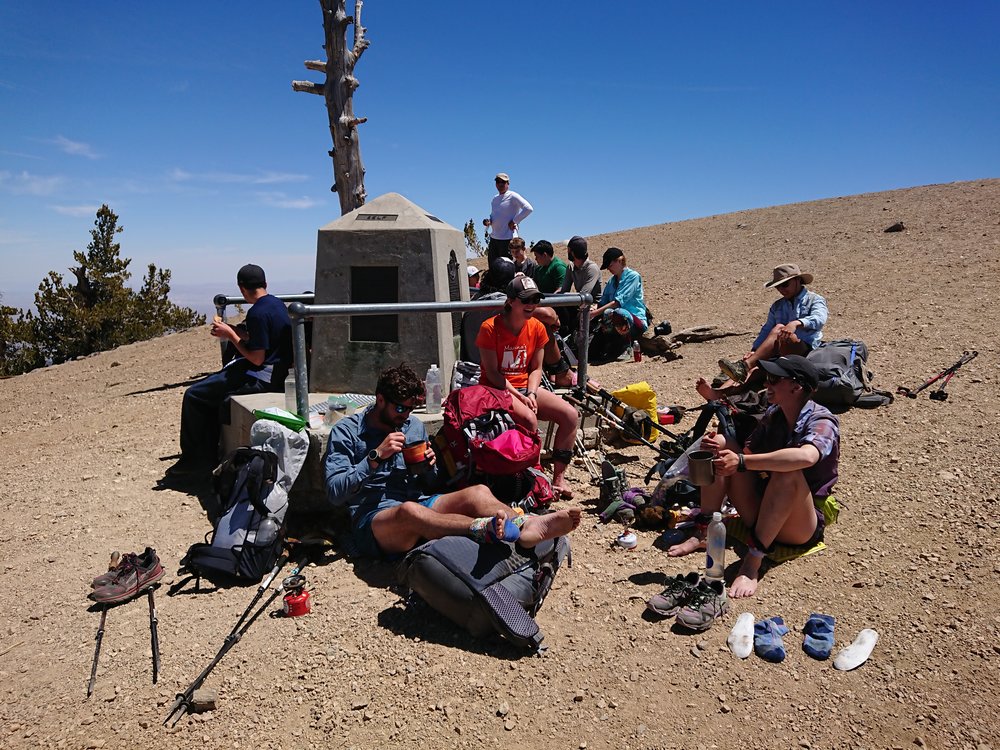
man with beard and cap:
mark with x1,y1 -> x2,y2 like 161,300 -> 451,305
557,235 -> 602,339
325,363 -> 581,558
666,355 -> 839,600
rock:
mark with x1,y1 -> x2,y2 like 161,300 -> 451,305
497,701 -> 510,717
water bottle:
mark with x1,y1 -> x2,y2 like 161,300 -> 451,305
284,373 -> 297,414
425,364 -> 442,414
256,515 -> 280,545
705,511 -> 726,582
632,339 -> 641,362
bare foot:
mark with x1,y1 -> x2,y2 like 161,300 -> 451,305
519,508 -> 582,547
695,377 -> 723,401
667,535 -> 705,557
553,483 -> 574,500
729,554 -> 763,598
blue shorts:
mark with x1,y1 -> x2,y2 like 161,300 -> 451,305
352,495 -> 440,559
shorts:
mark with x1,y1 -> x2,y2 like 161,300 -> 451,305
751,473 -> 826,550
352,495 -> 440,559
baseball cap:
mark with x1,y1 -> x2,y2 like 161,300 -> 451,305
758,355 -> 820,391
567,235 -> 588,259
600,247 -> 625,270
237,263 -> 266,288
467,266 -> 480,278
506,275 -> 543,302
495,172 -> 510,182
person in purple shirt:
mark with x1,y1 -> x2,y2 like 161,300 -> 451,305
669,355 -> 840,599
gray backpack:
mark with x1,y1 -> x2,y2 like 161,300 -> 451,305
398,534 -> 571,652
807,339 -> 893,409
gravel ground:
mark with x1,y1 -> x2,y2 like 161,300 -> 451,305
1,179 -> 998,750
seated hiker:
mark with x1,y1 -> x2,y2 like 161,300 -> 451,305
531,305 -> 577,389
460,257 -> 517,364
476,276 -> 581,498
168,264 -> 292,479
715,263 -> 828,388
509,237 -> 537,278
530,239 -> 568,294
670,355 -> 839,598
587,247 -> 647,362
557,235 -> 602,339
324,364 -> 581,558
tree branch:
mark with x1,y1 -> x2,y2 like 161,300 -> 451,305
292,80 -> 325,95
304,59 -> 327,73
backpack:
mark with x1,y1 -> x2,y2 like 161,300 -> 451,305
482,466 -> 555,513
433,385 -> 541,483
181,421 -> 308,583
397,534 -> 571,652
807,339 -> 894,409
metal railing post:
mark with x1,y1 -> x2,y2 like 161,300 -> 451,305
288,302 -> 310,418
577,301 -> 590,386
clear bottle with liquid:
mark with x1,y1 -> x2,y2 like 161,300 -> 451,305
425,364 -> 442,414
284,373 -> 297,415
705,511 -> 726,582
255,515 -> 280,545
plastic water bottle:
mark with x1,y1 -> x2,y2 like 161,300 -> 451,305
705,512 -> 726,582
284,373 -> 297,414
425,364 -> 442,414
256,516 -> 280,545
632,339 -> 641,362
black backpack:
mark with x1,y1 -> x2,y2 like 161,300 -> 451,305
398,534 -> 571,652
181,448 -> 287,583
807,339 -> 893,409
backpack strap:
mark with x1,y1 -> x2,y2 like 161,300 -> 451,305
479,584 -> 544,651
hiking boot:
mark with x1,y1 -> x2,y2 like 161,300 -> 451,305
645,571 -> 701,617
675,578 -> 729,631
89,547 -> 164,604
165,458 -> 211,478
710,372 -> 729,389
718,358 -> 749,384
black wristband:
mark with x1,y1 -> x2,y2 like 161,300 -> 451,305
737,453 -> 746,472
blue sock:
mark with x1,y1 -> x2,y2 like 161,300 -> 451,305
754,616 -> 790,663
802,612 -> 836,660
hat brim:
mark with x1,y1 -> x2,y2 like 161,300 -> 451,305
765,272 -> 813,289
757,359 -> 792,379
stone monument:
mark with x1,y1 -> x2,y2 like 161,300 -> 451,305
310,192 -> 469,393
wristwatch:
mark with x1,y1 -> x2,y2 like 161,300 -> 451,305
367,449 -> 381,465
526,390 -> 537,397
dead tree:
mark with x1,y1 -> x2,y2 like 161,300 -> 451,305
292,0 -> 370,215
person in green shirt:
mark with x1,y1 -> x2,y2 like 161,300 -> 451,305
529,240 -> 567,294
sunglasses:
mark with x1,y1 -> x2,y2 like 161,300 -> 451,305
518,295 -> 543,305
387,398 -> 415,414
776,280 -> 793,289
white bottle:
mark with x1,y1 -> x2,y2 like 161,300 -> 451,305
284,373 -> 297,415
705,511 -> 726,582
425,364 -> 442,414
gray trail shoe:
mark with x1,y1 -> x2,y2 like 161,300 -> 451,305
675,578 -> 729,631
646,571 -> 701,617
718,357 -> 749,384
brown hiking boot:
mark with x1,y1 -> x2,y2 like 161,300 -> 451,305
89,548 -> 164,604
645,571 -> 701,617
718,358 -> 749,384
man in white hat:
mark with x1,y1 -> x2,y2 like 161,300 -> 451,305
716,263 -> 828,386
483,172 -> 533,264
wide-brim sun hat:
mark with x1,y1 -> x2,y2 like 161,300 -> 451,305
764,263 -> 814,288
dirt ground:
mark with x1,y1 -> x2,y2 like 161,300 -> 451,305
2,179 -> 998,750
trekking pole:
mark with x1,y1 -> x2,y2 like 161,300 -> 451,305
86,551 -> 120,698
163,550 -> 306,727
147,588 -> 160,684
896,350 -> 977,399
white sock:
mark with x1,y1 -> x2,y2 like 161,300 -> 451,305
833,628 -> 879,671
727,612 -> 754,659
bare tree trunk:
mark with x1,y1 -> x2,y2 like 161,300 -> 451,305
293,0 -> 369,215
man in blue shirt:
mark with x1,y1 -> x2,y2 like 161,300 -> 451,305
324,364 -> 581,559
167,263 -> 292,479
717,263 -> 828,386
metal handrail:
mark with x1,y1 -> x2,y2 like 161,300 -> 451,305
214,293 -> 316,361
284,294 -> 594,417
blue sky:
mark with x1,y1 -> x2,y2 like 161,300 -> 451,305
2,2 -> 998,314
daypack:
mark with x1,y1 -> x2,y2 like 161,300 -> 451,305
482,466 -> 555,513
397,533 -> 571,652
181,421 -> 308,583
433,385 -> 541,483
807,339 -> 893,409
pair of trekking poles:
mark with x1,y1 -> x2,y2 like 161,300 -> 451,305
87,552 -> 160,698
896,350 -> 978,402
